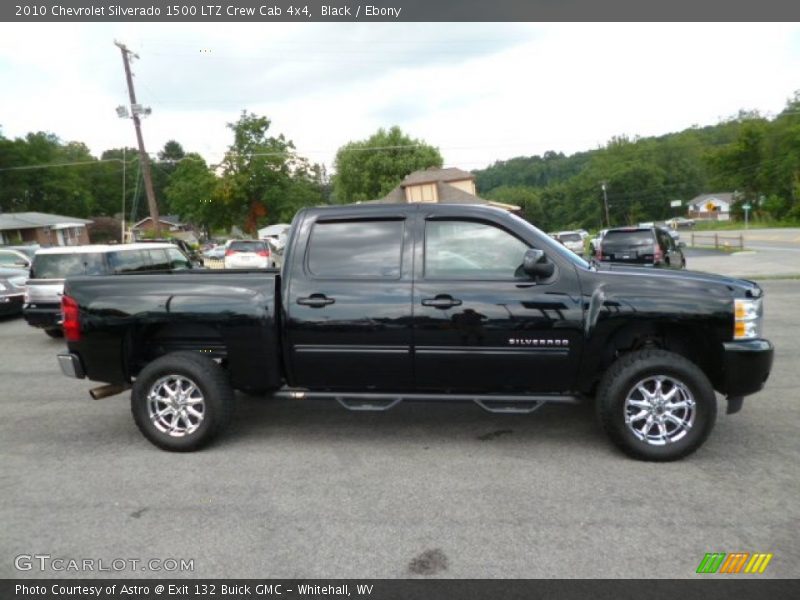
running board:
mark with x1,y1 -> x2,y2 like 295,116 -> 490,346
271,389 -> 581,413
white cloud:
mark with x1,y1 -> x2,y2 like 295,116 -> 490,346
1,22 -> 798,172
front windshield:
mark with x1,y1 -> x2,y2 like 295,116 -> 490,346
507,212 -> 591,269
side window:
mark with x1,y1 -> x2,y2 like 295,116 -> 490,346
108,250 -> 148,274
147,249 -> 170,271
166,248 -> 192,270
307,219 -> 404,279
425,220 -> 528,279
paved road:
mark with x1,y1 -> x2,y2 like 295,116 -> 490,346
683,229 -> 800,278
1,282 -> 798,579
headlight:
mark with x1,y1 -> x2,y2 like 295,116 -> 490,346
734,298 -> 763,340
0,282 -> 6,291
8,276 -> 27,289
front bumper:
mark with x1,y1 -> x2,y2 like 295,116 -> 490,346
57,352 -> 85,379
23,303 -> 60,329
721,339 -> 774,397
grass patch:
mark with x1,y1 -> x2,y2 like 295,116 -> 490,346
694,219 -> 800,231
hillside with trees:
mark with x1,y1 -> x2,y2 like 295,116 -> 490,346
474,93 -> 800,231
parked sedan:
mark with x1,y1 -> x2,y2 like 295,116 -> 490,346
203,245 -> 226,260
0,268 -> 27,316
223,240 -> 271,269
597,226 -> 686,269
666,216 -> 695,229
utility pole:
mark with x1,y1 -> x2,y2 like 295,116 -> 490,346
114,40 -> 160,234
601,182 -> 611,227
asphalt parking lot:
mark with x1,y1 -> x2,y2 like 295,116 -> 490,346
1,280 -> 798,579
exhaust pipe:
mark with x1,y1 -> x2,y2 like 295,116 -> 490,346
90,384 -> 130,400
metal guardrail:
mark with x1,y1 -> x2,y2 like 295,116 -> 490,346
690,232 -> 744,250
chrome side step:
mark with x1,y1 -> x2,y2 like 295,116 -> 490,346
271,389 -> 581,413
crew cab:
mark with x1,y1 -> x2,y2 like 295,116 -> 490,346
57,204 -> 773,460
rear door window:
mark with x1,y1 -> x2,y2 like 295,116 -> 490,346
32,253 -> 106,279
166,248 -> 192,270
229,241 -> 265,254
146,249 -> 170,271
108,250 -> 149,274
602,230 -> 654,248
307,219 -> 404,279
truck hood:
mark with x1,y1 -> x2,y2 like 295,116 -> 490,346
591,264 -> 762,298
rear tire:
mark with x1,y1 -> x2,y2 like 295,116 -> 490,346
45,328 -> 63,338
597,349 -> 716,461
131,351 -> 234,452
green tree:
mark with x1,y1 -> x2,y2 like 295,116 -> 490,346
218,111 -> 323,233
164,153 -> 221,236
332,126 -> 443,202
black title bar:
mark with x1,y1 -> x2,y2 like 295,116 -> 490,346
3,579 -> 800,600
4,0 -> 800,22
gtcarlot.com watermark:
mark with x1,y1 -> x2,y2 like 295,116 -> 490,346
15,553 -> 194,573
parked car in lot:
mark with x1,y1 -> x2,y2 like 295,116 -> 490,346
0,267 -> 27,316
58,204 -> 773,461
552,231 -> 585,256
223,240 -> 271,269
203,245 -> 226,260
666,216 -> 695,229
25,243 -> 193,338
597,226 -> 686,269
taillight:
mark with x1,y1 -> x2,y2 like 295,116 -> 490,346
654,244 -> 664,263
62,294 -> 80,342
257,249 -> 270,257
225,249 -> 236,257
596,245 -> 603,260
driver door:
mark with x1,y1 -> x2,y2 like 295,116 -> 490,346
412,216 -> 583,393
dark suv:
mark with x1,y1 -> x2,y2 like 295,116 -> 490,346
597,227 -> 686,269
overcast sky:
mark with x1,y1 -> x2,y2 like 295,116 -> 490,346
1,22 -> 799,172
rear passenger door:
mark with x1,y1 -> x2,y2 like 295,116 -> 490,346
285,212 -> 414,390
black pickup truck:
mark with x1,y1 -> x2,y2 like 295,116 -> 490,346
57,204 -> 773,460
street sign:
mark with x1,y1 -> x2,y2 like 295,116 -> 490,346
670,200 -> 682,208
742,203 -> 752,210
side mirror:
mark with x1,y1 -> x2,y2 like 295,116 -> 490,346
523,248 -> 555,279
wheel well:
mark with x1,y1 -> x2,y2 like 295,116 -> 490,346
589,322 -> 718,394
127,323 -> 227,378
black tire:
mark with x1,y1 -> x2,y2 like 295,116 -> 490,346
596,349 -> 716,461
131,351 -> 234,452
45,328 -> 63,338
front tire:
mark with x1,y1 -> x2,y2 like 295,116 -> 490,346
131,352 -> 234,451
597,349 -> 716,461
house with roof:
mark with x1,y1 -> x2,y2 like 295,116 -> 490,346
129,214 -> 199,245
0,211 -> 92,246
364,167 -> 520,211
687,193 -> 734,221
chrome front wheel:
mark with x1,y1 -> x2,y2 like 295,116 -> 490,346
624,376 -> 696,446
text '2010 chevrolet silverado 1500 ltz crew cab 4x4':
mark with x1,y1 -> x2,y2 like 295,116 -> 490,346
57,204 -> 773,460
